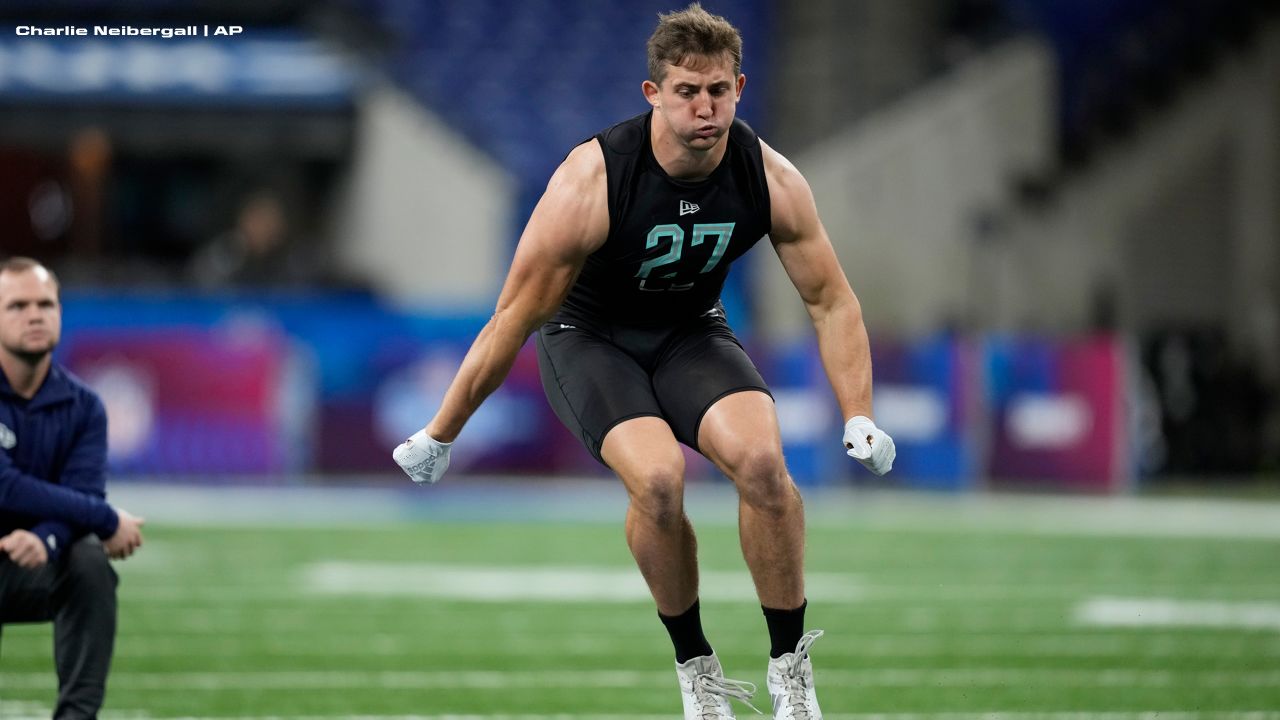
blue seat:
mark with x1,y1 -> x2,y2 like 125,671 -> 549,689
343,0 -> 771,240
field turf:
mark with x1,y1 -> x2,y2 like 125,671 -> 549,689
2,485 -> 1278,718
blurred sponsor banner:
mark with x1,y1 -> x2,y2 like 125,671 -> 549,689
0,30 -> 359,106
342,340 -> 593,476
862,335 -> 981,490
58,293 -> 1129,489
61,326 -> 312,475
58,292 -> 593,478
762,341 -> 843,486
763,335 -> 978,490
984,334 -> 1129,492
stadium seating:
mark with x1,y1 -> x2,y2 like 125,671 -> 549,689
342,0 -> 770,224
1002,0 -> 1270,161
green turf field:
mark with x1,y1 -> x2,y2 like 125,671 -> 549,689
2,489 -> 1279,718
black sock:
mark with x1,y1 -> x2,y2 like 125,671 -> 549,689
659,598 -> 714,663
763,599 -> 807,658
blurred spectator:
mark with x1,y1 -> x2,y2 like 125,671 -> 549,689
67,128 -> 113,259
1145,329 -> 1273,477
187,189 -> 317,289
0,257 -> 145,719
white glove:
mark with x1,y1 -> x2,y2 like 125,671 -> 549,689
843,415 -> 896,476
392,429 -> 452,484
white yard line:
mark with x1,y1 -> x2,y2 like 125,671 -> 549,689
6,696 -> 1280,720
106,575 -> 1280,605
82,707 -> 1280,712
0,710 -> 1269,720
300,562 -> 863,602
297,562 -> 1280,604
106,482 -> 1280,538
86,714 -> 1280,720
4,668 -> 1279,691
5,632 -> 1274,659
1076,597 -> 1280,630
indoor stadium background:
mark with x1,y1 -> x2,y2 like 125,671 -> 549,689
1,0 -> 1279,717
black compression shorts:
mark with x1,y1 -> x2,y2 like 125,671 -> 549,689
535,308 -> 772,465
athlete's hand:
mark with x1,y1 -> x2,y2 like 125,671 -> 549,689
0,529 -> 48,569
393,428 -> 453,485
104,508 -> 145,560
843,415 -> 896,475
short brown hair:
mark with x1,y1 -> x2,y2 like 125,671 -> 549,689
0,257 -> 60,293
647,3 -> 743,85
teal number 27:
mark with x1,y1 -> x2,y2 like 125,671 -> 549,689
636,222 -> 735,290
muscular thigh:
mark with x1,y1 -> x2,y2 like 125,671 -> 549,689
650,313 -> 771,453
697,389 -> 785,476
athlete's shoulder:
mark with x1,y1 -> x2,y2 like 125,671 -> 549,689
759,139 -> 817,240
552,139 -> 607,188
596,112 -> 649,156
534,140 -> 608,254
728,117 -> 761,149
759,139 -> 807,189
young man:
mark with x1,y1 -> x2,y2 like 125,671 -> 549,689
394,4 -> 895,717
0,257 -> 145,720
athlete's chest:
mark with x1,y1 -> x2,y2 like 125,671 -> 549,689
607,172 -> 765,291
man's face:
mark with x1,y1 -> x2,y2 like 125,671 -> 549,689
0,268 -> 61,363
647,53 -> 745,151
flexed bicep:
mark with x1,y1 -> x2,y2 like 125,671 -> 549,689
492,142 -> 610,333
763,141 -> 855,319
761,139 -> 880,445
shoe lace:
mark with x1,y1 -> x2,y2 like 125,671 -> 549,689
778,630 -> 824,720
694,673 -> 762,719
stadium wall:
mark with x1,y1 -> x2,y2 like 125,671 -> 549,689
332,82 -> 513,310
771,22 -> 1280,371
760,37 -> 1056,341
996,20 -> 1279,361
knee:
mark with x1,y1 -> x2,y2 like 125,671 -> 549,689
729,447 -> 796,516
625,459 -> 686,527
61,536 -> 118,596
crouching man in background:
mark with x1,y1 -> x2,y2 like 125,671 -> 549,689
0,257 -> 145,720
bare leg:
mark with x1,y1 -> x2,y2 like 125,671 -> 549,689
601,416 -> 699,615
698,391 -> 805,610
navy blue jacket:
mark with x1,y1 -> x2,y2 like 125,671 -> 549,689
0,363 -> 119,563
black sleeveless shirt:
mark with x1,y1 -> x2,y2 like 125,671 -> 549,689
556,111 -> 771,328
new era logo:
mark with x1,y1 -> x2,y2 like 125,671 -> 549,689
679,200 -> 700,216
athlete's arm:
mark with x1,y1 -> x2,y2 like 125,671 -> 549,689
763,140 -> 873,421
423,142 -> 609,443
764,140 -> 895,474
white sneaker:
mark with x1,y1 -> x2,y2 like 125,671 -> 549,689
676,653 -> 759,719
766,630 -> 824,719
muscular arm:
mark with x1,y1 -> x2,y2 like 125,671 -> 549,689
425,142 -> 609,442
763,140 -> 874,422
